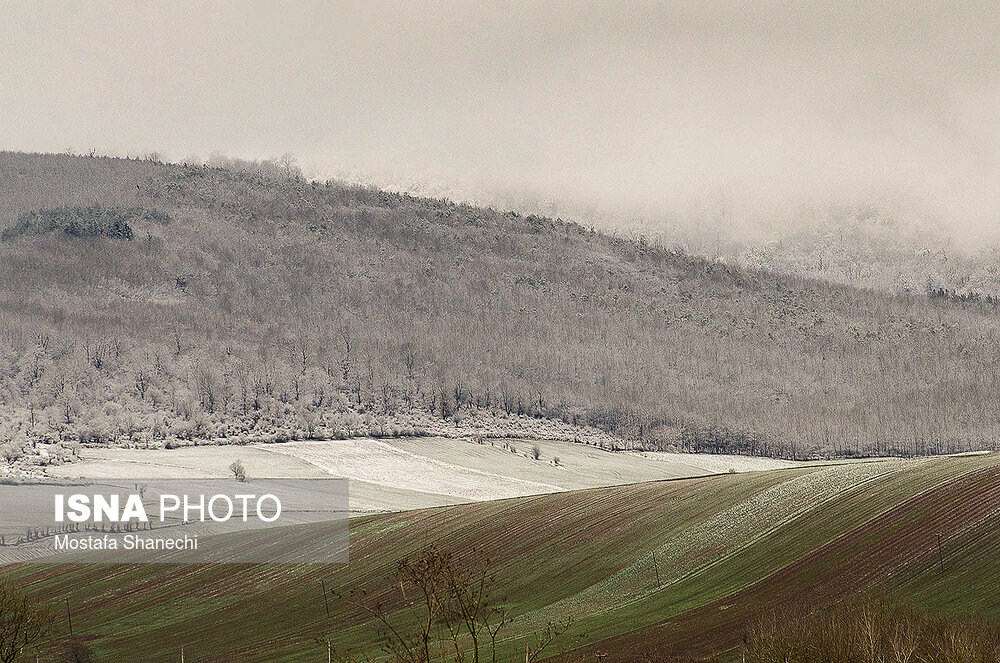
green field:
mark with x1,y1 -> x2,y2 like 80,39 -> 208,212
3,453 -> 998,661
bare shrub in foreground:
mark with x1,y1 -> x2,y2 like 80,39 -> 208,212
0,580 -> 54,663
338,546 -> 570,663
744,599 -> 1000,663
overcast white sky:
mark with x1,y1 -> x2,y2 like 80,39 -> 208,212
1,1 -> 998,238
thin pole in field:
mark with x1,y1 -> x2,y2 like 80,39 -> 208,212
321,579 -> 330,617
652,551 -> 661,587
64,597 -> 73,636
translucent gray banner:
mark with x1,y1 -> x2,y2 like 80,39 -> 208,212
0,478 -> 349,564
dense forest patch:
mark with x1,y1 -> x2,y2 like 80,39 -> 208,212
1,204 -> 168,241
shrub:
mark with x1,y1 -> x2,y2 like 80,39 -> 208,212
229,459 -> 248,482
0,580 -> 55,661
77,429 -> 106,445
745,599 -> 1000,663
0,444 -> 22,464
60,639 -> 96,663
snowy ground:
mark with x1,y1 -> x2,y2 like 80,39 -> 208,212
50,436 -> 801,512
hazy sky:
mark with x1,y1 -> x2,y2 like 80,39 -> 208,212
2,1 -> 998,237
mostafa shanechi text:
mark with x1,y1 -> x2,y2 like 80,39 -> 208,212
0,479 -> 349,564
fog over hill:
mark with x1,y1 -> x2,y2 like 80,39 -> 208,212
3,2 -> 998,249
2,152 -> 1000,460
319,166 -> 1000,298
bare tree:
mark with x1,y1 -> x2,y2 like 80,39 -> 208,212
60,639 -> 96,663
339,546 -> 568,663
0,444 -> 22,465
401,343 -> 418,381
229,459 -> 248,482
0,581 -> 54,663
339,326 -> 353,384
277,153 -> 299,178
134,369 -> 149,400
525,618 -> 573,663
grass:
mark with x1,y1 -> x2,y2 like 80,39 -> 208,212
566,453 -> 1000,660
2,454 -> 998,661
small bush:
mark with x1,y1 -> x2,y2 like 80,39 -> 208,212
229,459 -> 248,482
78,429 -> 107,445
531,444 -> 542,460
60,639 -> 96,663
0,444 -> 22,464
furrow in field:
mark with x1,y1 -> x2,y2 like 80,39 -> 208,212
569,461 -> 1000,661
525,459 -> 912,624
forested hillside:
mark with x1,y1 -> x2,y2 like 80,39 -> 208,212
1,152 -> 998,458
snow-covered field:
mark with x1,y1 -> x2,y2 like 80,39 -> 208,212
388,436 -> 796,490
50,437 -> 801,512
266,439 -> 563,501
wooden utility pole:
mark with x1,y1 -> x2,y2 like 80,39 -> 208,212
180,647 -> 185,663
327,640 -> 332,663
652,551 -> 661,587
321,579 -> 330,617
64,598 -> 73,636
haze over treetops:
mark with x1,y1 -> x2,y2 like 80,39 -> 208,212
1,151 -> 999,458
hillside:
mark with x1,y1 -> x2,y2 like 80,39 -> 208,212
2,152 -> 1000,458
4,453 -> 998,661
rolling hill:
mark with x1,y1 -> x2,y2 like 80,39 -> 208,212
2,151 -> 1000,458
3,453 -> 998,661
